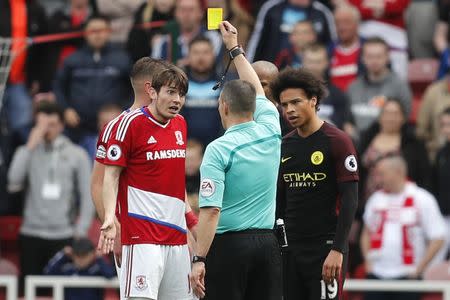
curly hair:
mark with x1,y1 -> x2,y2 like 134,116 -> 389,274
270,67 -> 326,111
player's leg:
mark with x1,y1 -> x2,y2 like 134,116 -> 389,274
245,231 -> 282,300
158,244 -> 194,300
283,248 -> 307,299
119,244 -> 164,300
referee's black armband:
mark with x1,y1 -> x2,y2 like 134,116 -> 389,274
332,181 -> 358,253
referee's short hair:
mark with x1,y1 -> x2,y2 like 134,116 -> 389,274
130,57 -> 168,87
270,67 -> 325,111
220,80 -> 256,116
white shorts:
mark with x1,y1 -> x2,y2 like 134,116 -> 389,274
120,244 -> 194,300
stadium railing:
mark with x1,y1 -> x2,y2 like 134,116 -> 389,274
345,279 -> 450,299
22,277 -> 450,300
24,275 -> 119,300
0,275 -> 18,300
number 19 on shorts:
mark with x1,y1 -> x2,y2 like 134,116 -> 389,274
320,279 -> 338,299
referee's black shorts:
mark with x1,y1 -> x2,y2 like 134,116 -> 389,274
283,238 -> 348,300
204,229 -> 282,300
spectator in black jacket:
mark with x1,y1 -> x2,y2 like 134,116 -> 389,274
246,0 -> 336,62
359,99 -> 432,208
0,0 -> 48,144
46,0 -> 92,85
44,238 -> 116,300
54,15 -> 131,159
434,107 -> 450,255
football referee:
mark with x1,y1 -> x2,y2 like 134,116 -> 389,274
272,68 -> 359,300
190,21 -> 282,300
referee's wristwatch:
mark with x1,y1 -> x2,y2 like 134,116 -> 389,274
192,255 -> 207,264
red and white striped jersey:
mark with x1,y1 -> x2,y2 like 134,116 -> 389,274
330,43 -> 361,92
363,182 -> 446,278
95,109 -> 131,164
104,107 -> 187,246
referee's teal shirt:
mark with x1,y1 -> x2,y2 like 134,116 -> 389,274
198,95 -> 282,234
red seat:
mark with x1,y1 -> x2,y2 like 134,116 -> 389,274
0,216 -> 21,241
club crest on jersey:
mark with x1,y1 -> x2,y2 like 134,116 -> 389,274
311,151 -> 324,165
200,179 -> 215,197
107,144 -> 122,161
135,275 -> 148,291
345,155 -> 358,172
175,131 -> 184,145
96,145 -> 106,159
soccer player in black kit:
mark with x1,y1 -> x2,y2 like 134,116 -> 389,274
272,68 -> 359,300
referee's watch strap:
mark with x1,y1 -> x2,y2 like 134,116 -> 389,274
192,255 -> 207,264
229,46 -> 245,60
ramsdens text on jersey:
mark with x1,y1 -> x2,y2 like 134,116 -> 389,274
146,149 -> 186,161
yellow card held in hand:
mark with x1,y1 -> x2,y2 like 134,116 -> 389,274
207,8 -> 223,30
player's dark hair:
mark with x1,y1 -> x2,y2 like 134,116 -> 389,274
85,14 -> 111,28
152,65 -> 189,96
363,36 -> 390,52
189,35 -> 213,49
35,101 -> 64,123
220,80 -> 256,116
442,106 -> 450,116
270,67 -> 325,111
130,57 -> 168,85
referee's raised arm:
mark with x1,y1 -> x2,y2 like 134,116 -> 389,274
219,21 -> 265,97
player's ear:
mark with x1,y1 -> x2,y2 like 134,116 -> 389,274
149,87 -> 157,101
310,97 -> 317,108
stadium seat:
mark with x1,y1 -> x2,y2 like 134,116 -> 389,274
407,58 -> 439,123
0,216 -> 21,270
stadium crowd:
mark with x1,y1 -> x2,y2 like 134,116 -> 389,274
1,0 -> 450,299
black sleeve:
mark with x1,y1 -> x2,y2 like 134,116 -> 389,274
332,181 -> 358,253
438,0 -> 450,22
275,169 -> 286,220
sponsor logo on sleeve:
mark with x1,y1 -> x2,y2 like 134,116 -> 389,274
200,179 -> 215,197
344,155 -> 358,172
96,145 -> 106,159
107,144 -> 122,161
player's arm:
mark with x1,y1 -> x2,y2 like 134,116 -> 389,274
190,144 -> 225,298
91,160 -> 106,222
99,164 -> 123,254
333,181 -> 358,253
185,191 -> 198,240
219,21 -> 265,97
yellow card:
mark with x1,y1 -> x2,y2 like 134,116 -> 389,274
207,8 -> 223,30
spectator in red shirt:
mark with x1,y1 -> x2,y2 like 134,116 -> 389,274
329,4 -> 363,91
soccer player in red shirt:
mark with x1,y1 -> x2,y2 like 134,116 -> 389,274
91,58 -> 167,269
99,65 -> 194,299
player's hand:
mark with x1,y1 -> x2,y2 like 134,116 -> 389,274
219,21 -> 238,51
190,262 -> 206,298
98,217 -> 116,255
113,218 -> 122,267
322,250 -> 343,284
26,113 -> 49,150
64,108 -> 80,128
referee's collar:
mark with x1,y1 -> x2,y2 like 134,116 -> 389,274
225,121 -> 256,134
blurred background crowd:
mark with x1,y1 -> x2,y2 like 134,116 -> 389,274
1,0 -> 450,299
